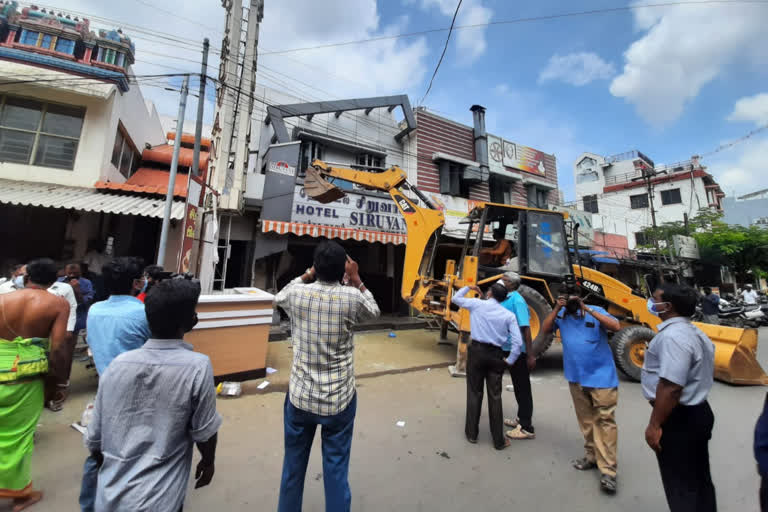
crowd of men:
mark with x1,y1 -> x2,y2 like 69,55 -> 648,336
0,242 -> 766,511
0,257 -> 220,511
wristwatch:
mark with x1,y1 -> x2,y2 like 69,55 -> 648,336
358,282 -> 365,290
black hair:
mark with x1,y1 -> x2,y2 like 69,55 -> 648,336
490,283 -> 507,302
26,258 -> 58,286
658,283 -> 699,317
313,241 -> 346,283
145,279 -> 201,338
102,257 -> 144,296
143,265 -> 164,280
703,287 -> 712,295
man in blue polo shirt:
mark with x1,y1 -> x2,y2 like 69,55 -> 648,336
499,272 -> 536,440
541,286 -> 621,495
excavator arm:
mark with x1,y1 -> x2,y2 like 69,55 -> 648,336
304,160 -> 446,303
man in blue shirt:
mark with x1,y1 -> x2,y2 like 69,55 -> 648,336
79,257 -> 150,512
541,287 -> 621,494
499,272 -> 536,440
58,263 -> 95,333
700,287 -> 720,325
453,283 -> 523,450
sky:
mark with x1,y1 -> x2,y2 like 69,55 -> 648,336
47,0 -> 768,201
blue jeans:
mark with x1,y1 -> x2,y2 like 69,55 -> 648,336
278,393 -> 357,512
79,453 -> 98,512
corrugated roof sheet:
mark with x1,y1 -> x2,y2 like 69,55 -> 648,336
94,169 -> 188,198
0,179 -> 185,220
142,144 -> 209,172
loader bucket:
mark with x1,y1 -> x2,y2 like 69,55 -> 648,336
693,322 -> 768,385
304,165 -> 346,204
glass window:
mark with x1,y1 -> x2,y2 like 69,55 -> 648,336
119,143 -> 133,176
630,193 -> 649,209
116,52 -> 125,67
583,194 -> 599,213
526,211 -> 570,276
20,30 -> 39,46
42,104 -> 84,137
635,232 -> 649,246
1,97 -> 43,131
34,135 -> 78,169
0,129 -> 35,163
661,188 -> 682,205
41,34 -> 53,49
55,38 -> 75,54
111,130 -> 124,168
527,185 -> 548,209
110,126 -> 140,178
0,95 -> 84,170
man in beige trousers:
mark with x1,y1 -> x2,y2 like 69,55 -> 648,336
541,287 -> 621,495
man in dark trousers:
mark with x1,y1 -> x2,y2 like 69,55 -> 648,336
499,272 -> 536,440
453,283 -> 523,450
643,283 -> 716,512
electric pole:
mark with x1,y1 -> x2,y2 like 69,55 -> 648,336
191,38 -> 209,178
157,75 -> 190,267
635,163 -> 664,281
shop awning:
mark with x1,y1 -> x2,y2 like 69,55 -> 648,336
262,220 -> 406,245
592,256 -> 620,264
0,179 -> 186,220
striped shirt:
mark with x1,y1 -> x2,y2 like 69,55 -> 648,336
275,276 -> 380,416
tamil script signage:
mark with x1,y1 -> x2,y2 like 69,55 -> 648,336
488,134 -> 555,178
291,187 -> 406,234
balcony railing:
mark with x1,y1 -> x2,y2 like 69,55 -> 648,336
604,159 -> 696,186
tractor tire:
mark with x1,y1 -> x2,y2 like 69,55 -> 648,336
612,325 -> 655,382
518,284 -> 554,357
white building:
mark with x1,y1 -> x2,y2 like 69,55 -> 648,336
0,5 -> 186,271
574,150 -> 724,249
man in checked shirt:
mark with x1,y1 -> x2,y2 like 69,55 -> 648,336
275,241 -> 380,512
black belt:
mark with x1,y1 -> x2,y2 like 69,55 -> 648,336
471,339 -> 501,348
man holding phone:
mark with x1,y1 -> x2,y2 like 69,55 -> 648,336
540,286 -> 621,494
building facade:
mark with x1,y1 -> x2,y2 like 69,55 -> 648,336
406,106 -> 560,238
722,188 -> 768,227
0,4 -> 189,273
574,151 -> 724,249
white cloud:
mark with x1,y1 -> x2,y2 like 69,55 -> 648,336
419,0 -> 492,61
493,83 -> 509,95
538,52 -> 615,86
710,136 -> 768,196
50,0 -> 430,120
728,93 -> 768,126
610,3 -> 768,126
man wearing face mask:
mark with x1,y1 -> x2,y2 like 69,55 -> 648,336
79,257 -> 151,512
541,286 -> 621,494
136,265 -> 164,303
642,284 -> 716,512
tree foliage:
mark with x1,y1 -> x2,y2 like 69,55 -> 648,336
638,208 -> 768,282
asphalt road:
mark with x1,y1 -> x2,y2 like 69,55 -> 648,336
12,329 -> 768,512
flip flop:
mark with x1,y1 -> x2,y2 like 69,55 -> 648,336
572,457 -> 598,471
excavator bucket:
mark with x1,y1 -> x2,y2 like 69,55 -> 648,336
304,165 -> 346,204
693,322 -> 768,385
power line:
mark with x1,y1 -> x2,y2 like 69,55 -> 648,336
259,0 -> 768,56
701,122 -> 768,157
419,0 -> 462,106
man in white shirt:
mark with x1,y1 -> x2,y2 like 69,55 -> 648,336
742,284 -> 759,305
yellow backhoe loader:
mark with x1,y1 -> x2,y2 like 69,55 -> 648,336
303,160 -> 768,385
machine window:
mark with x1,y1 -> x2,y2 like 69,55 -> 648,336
526,212 -> 570,276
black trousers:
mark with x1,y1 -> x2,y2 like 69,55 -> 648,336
465,341 -> 506,449
502,351 -> 534,432
656,401 -> 717,512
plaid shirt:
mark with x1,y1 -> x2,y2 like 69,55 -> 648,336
275,276 -> 380,416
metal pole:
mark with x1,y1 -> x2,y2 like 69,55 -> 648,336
157,75 -> 190,267
191,39 -> 209,178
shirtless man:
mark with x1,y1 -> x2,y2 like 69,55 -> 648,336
0,258 -> 69,511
